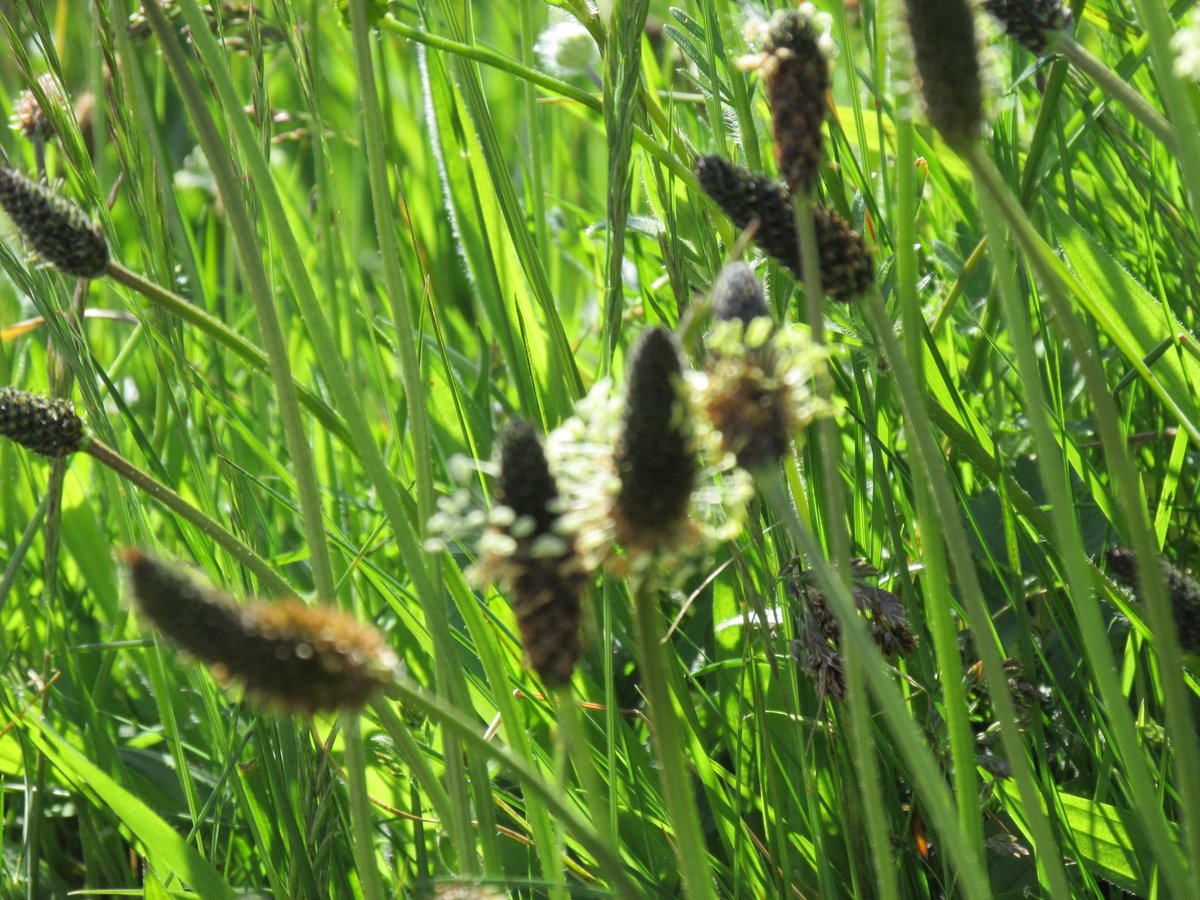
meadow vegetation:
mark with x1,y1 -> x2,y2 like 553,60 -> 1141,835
3,0 -> 1200,896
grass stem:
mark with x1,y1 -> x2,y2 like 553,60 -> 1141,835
630,575 -> 716,900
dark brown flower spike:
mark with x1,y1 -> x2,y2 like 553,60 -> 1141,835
761,9 -> 830,194
0,168 -> 108,278
0,387 -> 85,458
904,0 -> 984,148
123,551 -> 397,714
983,0 -> 1072,55
702,265 -> 799,471
614,328 -> 696,549
695,155 -> 873,301
493,421 -> 585,687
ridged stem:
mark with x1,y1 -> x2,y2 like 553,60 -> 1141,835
168,0 -> 481,866
759,476 -> 990,898
381,678 -> 639,897
892,109 -> 984,856
798,191 -> 896,895
964,140 -> 1198,894
968,161 -> 1080,898
347,0 -> 435,531
554,683 -> 614,853
343,713 -> 386,900
864,283 -> 1080,895
631,576 -> 716,900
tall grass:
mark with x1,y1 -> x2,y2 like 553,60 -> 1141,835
3,0 -> 1200,896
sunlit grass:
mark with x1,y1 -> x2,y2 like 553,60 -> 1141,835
2,0 -> 1200,896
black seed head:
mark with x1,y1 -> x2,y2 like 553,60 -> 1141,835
0,387 -> 85,457
983,0 -> 1072,54
711,262 -> 770,326
814,205 -> 875,302
1106,547 -> 1200,655
905,0 -> 984,148
0,167 -> 108,278
761,9 -> 829,194
695,155 -> 873,301
494,421 -> 584,686
124,551 -> 397,714
497,421 -> 562,537
696,154 -> 800,273
507,553 -> 585,687
783,557 -> 916,700
1105,547 -> 1137,584
857,584 -> 919,656
615,328 -> 696,546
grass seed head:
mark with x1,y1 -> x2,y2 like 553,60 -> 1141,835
783,557 -> 917,701
0,168 -> 108,278
123,551 -> 397,714
493,421 -> 584,687
0,387 -> 85,458
983,0 -> 1072,54
761,8 -> 830,194
614,328 -> 697,549
695,155 -> 873,300
904,0 -> 984,148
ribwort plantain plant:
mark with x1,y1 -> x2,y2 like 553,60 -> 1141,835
123,551 -> 397,714
695,154 -> 873,301
6,2 -> 1200,897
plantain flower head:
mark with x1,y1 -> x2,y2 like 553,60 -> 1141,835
124,551 -> 397,714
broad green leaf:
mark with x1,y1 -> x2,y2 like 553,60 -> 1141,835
998,781 -> 1151,895
21,717 -> 237,900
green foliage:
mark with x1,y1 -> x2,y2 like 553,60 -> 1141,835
3,0 -> 1200,897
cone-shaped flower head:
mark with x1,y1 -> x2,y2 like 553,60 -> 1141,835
124,551 -> 398,714
983,0 -> 1072,54
1106,547 -> 1200,655
696,264 -> 828,470
0,168 -> 108,278
0,387 -> 85,457
695,320 -> 828,472
711,261 -> 770,326
761,7 -> 830,194
614,328 -> 697,549
813,205 -> 875,302
904,0 -> 984,148
695,155 -> 874,301
492,421 -> 585,687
